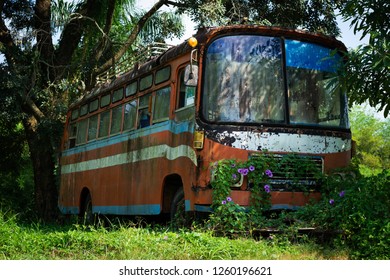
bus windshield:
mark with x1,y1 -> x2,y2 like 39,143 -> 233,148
202,35 -> 349,129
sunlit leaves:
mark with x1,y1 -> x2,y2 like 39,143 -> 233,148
337,0 -> 390,117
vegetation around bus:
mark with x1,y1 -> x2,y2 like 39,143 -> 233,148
205,152 -> 389,260
1,107 -> 389,260
0,211 -> 350,260
0,165 -> 388,260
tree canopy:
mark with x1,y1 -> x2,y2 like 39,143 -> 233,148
337,0 -> 389,117
176,0 -> 340,35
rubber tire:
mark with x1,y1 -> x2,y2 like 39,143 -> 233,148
170,188 -> 186,228
80,193 -> 95,225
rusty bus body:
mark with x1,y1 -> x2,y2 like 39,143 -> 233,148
58,25 -> 351,218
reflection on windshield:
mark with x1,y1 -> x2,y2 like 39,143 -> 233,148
203,36 -> 285,123
202,35 -> 349,129
285,40 -> 348,128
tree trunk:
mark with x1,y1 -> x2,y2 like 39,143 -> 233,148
23,115 -> 59,221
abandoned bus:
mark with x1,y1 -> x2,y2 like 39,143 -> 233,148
58,25 -> 351,220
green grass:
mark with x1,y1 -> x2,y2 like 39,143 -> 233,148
0,213 -> 348,260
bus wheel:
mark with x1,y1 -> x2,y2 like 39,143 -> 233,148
170,189 -> 193,228
80,193 -> 95,225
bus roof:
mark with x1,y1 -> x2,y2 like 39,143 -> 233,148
69,25 -> 346,109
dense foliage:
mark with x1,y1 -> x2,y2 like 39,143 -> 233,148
207,155 -> 390,260
349,106 -> 390,175
177,0 -> 340,35
337,0 -> 390,117
294,170 -> 390,260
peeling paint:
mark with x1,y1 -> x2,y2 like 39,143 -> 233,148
205,129 -> 351,154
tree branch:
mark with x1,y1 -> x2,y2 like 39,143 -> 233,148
54,0 -> 96,70
34,0 -> 55,67
93,0 -> 168,78
92,0 -> 116,64
166,0 -> 186,8
22,95 -> 45,122
0,1 -> 18,68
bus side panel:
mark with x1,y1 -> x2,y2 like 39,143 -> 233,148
58,121 -> 197,215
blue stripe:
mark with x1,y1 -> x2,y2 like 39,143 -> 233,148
93,204 -> 161,215
63,120 -> 194,157
194,205 -> 212,213
59,203 -> 302,215
194,204 -> 303,213
185,200 -> 191,211
58,204 -> 161,215
270,204 -> 302,210
58,205 -> 79,215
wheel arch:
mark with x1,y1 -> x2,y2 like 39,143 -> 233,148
161,174 -> 183,213
79,187 -> 91,215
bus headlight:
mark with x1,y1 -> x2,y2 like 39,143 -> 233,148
210,165 -> 244,188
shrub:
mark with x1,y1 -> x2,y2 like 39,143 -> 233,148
294,170 -> 390,259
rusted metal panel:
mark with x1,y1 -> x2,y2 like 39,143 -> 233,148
59,120 -> 197,214
204,129 -> 351,154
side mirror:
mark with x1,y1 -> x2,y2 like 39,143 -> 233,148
184,64 -> 198,87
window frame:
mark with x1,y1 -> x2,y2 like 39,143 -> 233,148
139,74 -> 153,91
100,93 -> 111,108
126,80 -> 138,97
155,66 -> 171,85
153,86 -> 171,124
112,88 -> 124,103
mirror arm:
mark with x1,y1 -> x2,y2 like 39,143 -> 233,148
189,49 -> 198,78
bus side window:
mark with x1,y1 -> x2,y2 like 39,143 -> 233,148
138,94 -> 151,128
177,68 -> 195,109
98,111 -> 110,138
87,115 -> 98,141
123,100 -> 137,131
68,123 -> 77,148
153,86 -> 171,123
139,108 -> 151,128
76,118 -> 88,145
111,105 -> 123,134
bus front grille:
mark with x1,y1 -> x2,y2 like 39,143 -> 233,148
251,154 -> 324,191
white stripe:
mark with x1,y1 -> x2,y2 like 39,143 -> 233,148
61,144 -> 197,174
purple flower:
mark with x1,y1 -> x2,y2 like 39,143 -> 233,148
222,200 -> 227,205
264,185 -> 271,193
226,197 -> 232,202
265,169 -> 273,178
339,191 -> 345,198
329,199 -> 335,205
249,165 -> 255,172
232,173 -> 237,180
231,163 -> 236,168
238,168 -> 249,176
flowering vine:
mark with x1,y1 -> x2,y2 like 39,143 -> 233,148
210,154 -> 277,212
